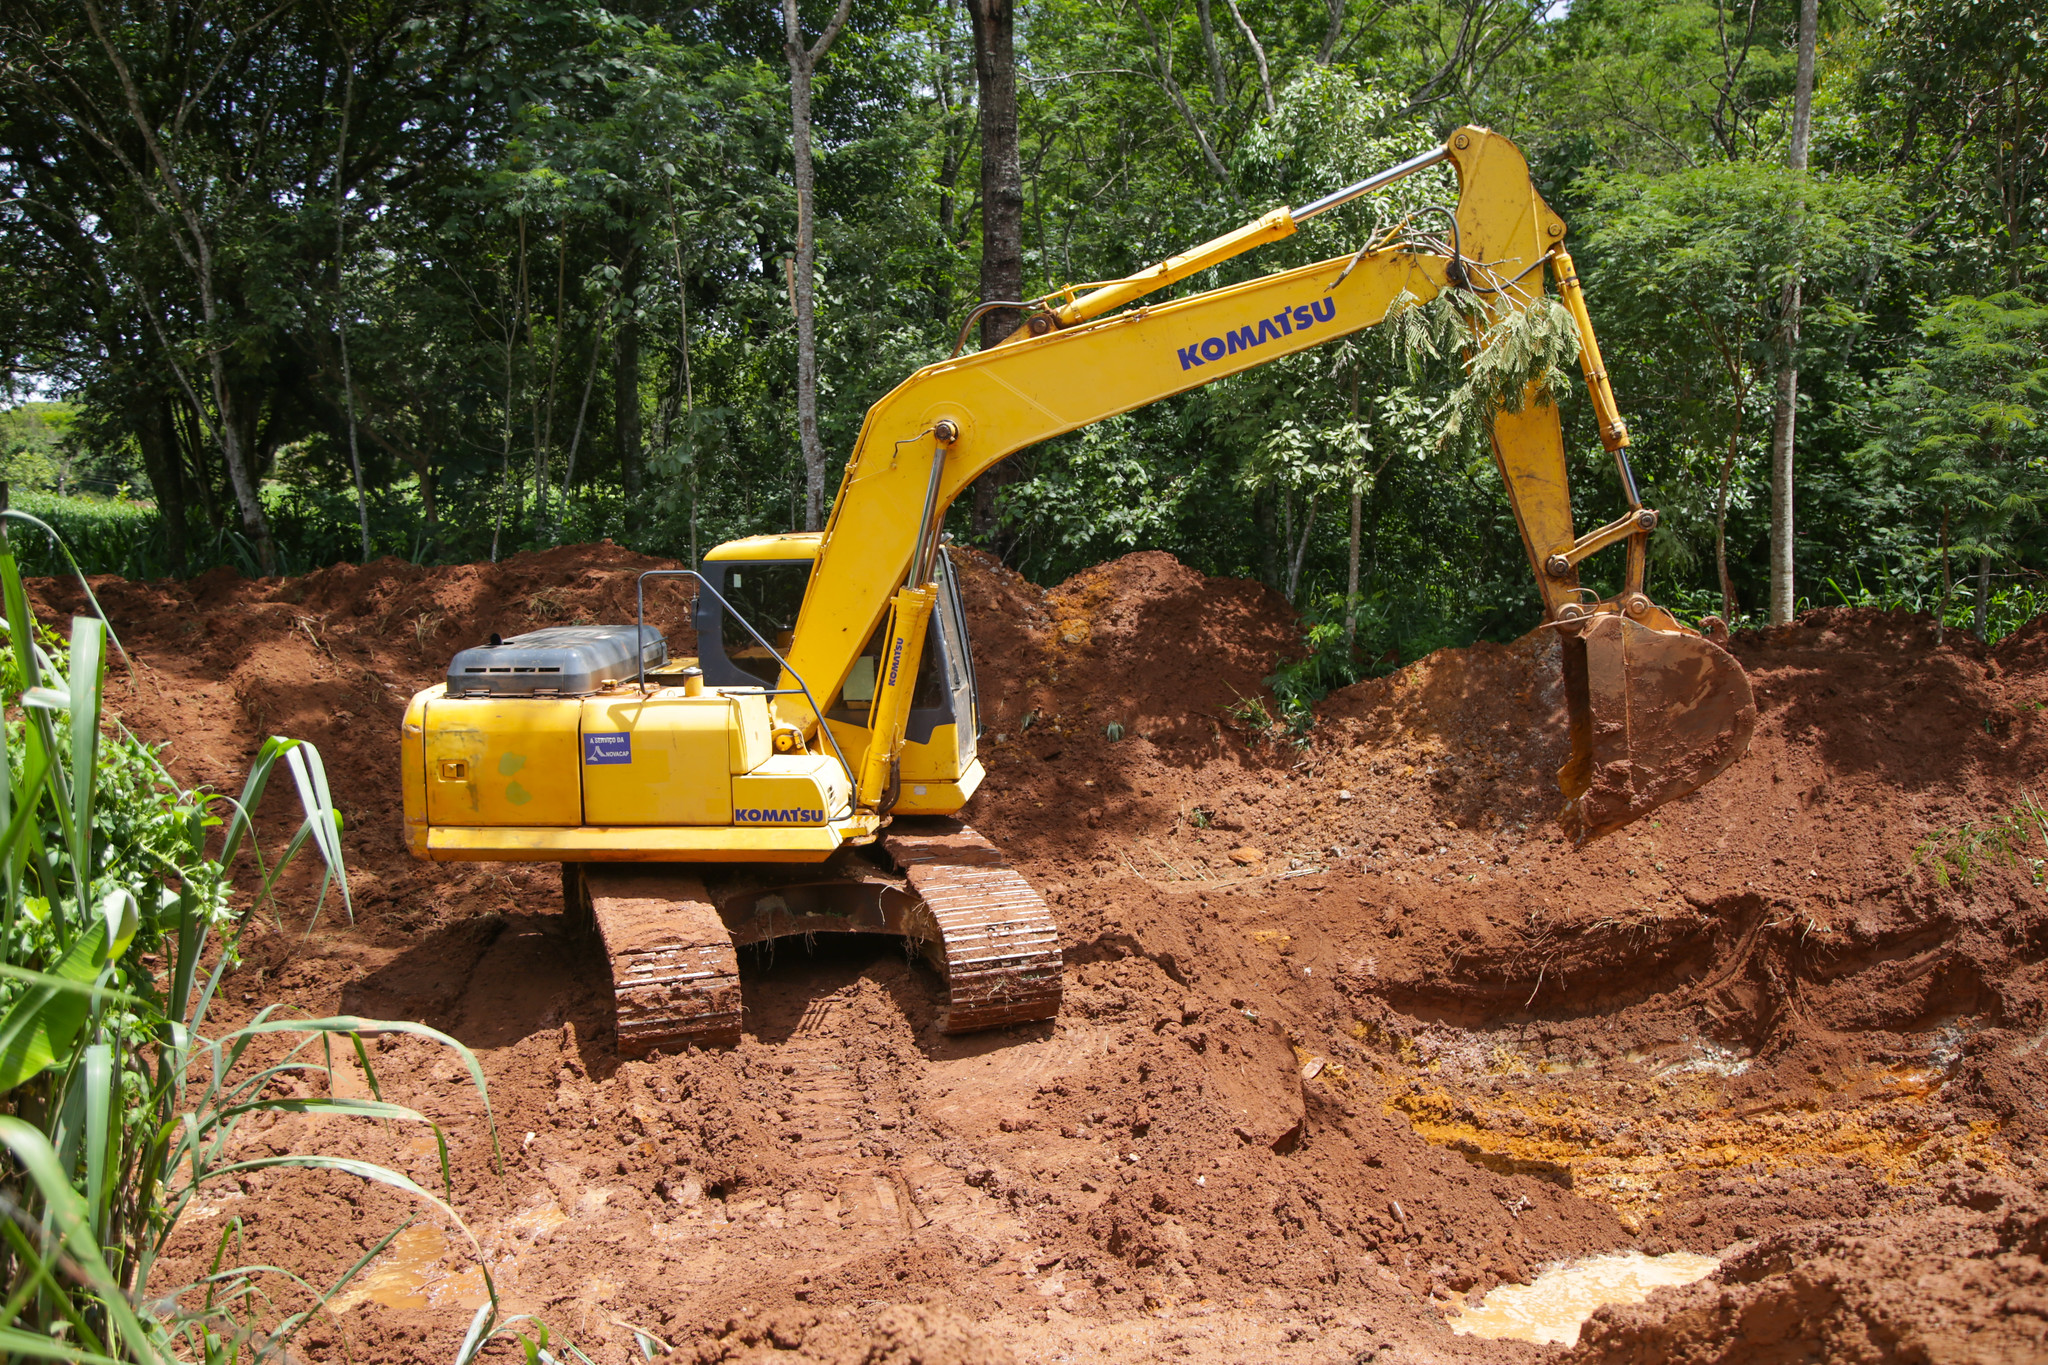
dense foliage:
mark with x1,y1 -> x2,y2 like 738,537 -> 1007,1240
0,0 -> 2044,667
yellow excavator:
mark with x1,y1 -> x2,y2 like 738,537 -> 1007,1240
400,127 -> 1755,1053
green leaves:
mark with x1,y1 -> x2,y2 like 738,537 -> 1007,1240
0,918 -> 117,1094
1859,288 -> 2048,572
0,519 -> 533,1360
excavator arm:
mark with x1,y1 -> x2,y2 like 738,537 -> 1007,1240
780,126 -> 1754,842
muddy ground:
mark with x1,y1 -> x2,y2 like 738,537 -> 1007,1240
30,544 -> 2048,1364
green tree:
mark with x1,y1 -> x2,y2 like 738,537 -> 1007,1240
1861,290 -> 2048,640
1582,162 -> 1910,616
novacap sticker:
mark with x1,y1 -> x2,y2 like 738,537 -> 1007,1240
584,733 -> 631,765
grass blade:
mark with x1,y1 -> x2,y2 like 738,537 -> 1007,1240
0,1117 -> 160,1357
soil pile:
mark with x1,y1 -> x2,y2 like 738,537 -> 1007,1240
26,550 -> 2048,1364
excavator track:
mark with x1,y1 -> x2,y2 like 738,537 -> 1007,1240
565,865 -> 743,1052
880,821 -> 1064,1033
567,820 -> 1062,1056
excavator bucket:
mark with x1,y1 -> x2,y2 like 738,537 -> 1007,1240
1557,614 -> 1757,843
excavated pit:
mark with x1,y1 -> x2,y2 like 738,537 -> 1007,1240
29,544 -> 2048,1364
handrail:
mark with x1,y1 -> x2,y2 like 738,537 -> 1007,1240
634,569 -> 857,821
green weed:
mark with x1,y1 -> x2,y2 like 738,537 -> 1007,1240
1224,692 -> 1276,734
1914,793 -> 2048,888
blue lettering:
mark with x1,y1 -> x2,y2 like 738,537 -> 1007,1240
1175,302 -> 1336,366
734,807 -> 825,824
886,637 -> 906,687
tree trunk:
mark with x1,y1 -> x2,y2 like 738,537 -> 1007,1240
214,379 -> 275,574
1255,490 -> 1283,590
82,0 -> 275,572
1936,504 -> 1951,647
136,399 -> 190,574
1344,487 -> 1363,655
968,0 -> 1027,546
1286,494 -> 1316,604
1767,0 -> 1818,626
333,53 -> 372,563
784,0 -> 857,532
1222,0 -> 1275,117
173,397 -> 220,536
615,235 -> 644,513
492,327 -> 514,563
557,327 -> 607,538
1974,551 -> 1992,641
1195,0 -> 1228,103
1131,4 -> 1238,197
617,313 -> 643,502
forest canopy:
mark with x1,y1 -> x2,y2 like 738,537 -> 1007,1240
0,0 -> 2043,669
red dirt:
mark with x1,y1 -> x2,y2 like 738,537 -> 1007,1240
26,549 -> 2048,1364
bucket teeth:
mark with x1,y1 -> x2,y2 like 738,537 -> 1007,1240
883,821 -> 1064,1033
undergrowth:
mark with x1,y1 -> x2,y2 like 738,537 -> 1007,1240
0,513 -> 582,1363
1914,793 -> 2048,889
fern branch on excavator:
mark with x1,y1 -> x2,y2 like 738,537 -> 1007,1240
400,126 -> 1757,1055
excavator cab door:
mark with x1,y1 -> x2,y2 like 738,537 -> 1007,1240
698,554 -> 980,797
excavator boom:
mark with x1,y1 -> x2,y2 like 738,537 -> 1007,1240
785,126 -> 1752,839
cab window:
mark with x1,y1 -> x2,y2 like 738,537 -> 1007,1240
717,561 -> 809,686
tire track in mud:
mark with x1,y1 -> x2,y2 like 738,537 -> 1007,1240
765,995 -> 929,1231
742,955 -> 1034,1249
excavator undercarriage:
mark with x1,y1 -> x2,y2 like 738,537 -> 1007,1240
562,821 -> 1062,1054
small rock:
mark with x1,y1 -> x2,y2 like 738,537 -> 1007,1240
1228,847 -> 1264,866
1338,789 -> 1355,802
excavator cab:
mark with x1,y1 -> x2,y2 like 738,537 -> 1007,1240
696,535 -> 983,817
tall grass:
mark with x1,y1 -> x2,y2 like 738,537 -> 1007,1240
0,518 -> 575,1362
5,480 -> 666,582
4,495 -> 163,582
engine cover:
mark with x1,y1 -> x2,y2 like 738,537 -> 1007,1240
445,625 -> 665,697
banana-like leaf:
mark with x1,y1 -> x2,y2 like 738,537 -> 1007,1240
0,510 -> 132,669
0,964 -> 145,1007
233,1016 -> 502,1172
0,1324 -> 126,1363
283,740 -> 352,924
84,1043 -> 112,1228
67,616 -> 104,872
0,920 -> 112,1093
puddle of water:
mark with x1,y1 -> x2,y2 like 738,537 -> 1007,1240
1446,1250 -> 1719,1346
327,1225 -> 489,1314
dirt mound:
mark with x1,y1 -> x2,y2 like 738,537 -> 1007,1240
954,546 -> 1300,738
26,549 -> 2048,1363
1566,1183 -> 2048,1363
